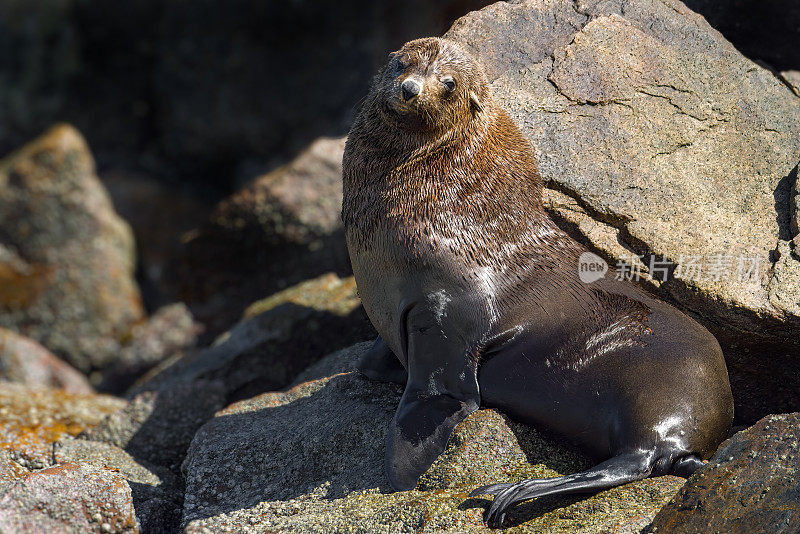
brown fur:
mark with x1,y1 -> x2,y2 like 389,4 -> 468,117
342,37 -> 556,267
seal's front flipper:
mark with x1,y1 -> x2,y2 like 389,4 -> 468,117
384,308 -> 481,491
386,387 -> 479,490
356,336 -> 407,385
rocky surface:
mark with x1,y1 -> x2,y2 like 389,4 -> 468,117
0,124 -> 144,372
446,0 -> 800,421
0,383 -> 125,470
0,462 -> 138,533
0,327 -> 93,394
138,273 -> 373,404
182,343 -> 685,533
647,413 -> 800,533
170,137 -> 352,335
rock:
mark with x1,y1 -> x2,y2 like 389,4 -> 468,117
81,379 -> 226,474
170,137 -> 352,335
99,303 -> 202,393
0,383 -> 125,470
55,438 -> 183,533
0,124 -> 144,372
445,0 -> 800,421
138,273 -> 374,404
647,413 -> 800,533
681,0 -> 800,71
0,462 -> 137,533
182,343 -> 684,533
0,327 -> 93,394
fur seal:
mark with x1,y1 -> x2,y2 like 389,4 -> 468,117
342,37 -> 733,527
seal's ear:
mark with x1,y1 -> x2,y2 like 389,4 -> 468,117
469,91 -> 483,112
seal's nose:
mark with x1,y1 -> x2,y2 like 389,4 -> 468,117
401,78 -> 421,102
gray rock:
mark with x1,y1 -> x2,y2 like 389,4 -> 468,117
81,379 -> 226,474
181,344 -> 685,533
137,273 -> 373,404
55,438 -> 183,533
647,413 -> 800,534
0,327 -> 93,394
0,462 -> 138,533
0,124 -> 144,372
445,0 -> 800,421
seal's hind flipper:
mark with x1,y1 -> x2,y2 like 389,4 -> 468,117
356,336 -> 407,385
471,451 -> 656,528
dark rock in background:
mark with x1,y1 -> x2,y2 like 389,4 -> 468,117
647,413 -> 800,534
0,124 -> 144,372
170,138 -> 352,335
682,0 -> 800,71
0,327 -> 93,394
98,303 -> 202,393
0,0 -> 493,195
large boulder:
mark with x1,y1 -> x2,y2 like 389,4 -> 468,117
0,327 -> 93,394
182,343 -> 685,533
0,124 -> 144,372
170,137 -> 352,334
445,0 -> 800,421
647,413 -> 800,533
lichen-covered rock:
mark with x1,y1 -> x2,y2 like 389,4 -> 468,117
170,137 -> 352,335
445,0 -> 800,421
647,413 -> 800,534
0,124 -> 144,372
182,343 -> 684,533
0,383 -> 125,469
0,462 -> 137,533
0,327 -> 92,394
55,438 -> 183,533
137,273 -> 373,404
99,303 -> 202,393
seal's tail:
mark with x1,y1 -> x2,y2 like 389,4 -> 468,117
469,450 -> 704,528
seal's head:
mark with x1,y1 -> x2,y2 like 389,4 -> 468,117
375,38 -> 489,134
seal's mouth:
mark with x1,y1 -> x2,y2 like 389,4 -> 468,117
381,96 -> 431,131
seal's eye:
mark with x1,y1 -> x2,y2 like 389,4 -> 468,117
393,58 -> 407,75
442,77 -> 456,92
